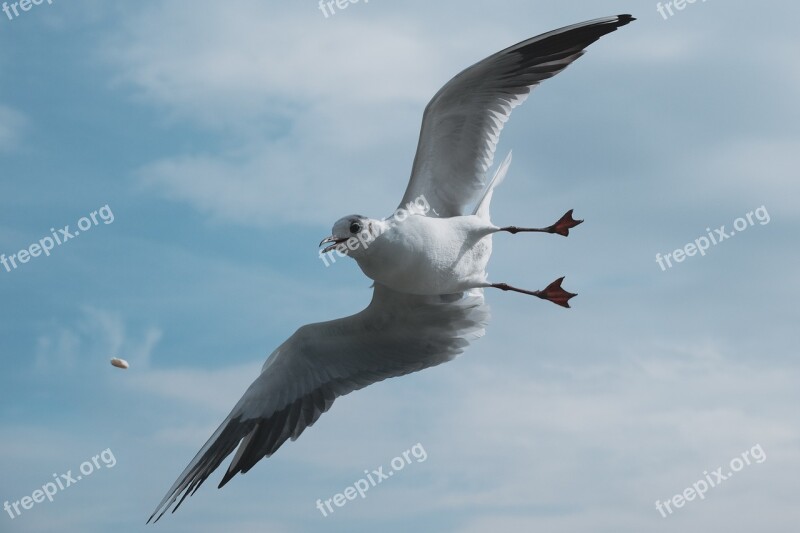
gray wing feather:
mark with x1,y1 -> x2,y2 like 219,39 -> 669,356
148,284 -> 488,522
400,14 -> 634,217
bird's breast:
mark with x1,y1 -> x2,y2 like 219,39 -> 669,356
356,215 -> 492,295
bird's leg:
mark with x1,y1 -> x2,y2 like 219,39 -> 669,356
489,277 -> 577,308
498,209 -> 583,237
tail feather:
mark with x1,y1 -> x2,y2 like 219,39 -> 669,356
474,150 -> 512,220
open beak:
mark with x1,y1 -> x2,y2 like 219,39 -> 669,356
319,236 -> 348,254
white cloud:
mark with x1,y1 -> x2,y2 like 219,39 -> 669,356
124,361 -> 261,417
97,1 -> 476,227
352,344 -> 800,530
34,306 -> 162,371
102,2 -> 702,230
102,0 -> 442,132
700,138 -> 800,216
0,105 -> 27,153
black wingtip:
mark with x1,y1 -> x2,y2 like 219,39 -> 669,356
218,469 -> 237,489
617,14 -> 636,26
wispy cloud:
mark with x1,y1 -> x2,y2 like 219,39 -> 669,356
100,0 -> 456,227
34,306 -> 162,372
103,1 -> 439,130
0,105 -> 27,153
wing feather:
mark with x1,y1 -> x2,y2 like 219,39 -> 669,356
400,14 -> 634,217
148,284 -> 488,522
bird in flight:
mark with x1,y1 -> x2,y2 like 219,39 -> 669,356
149,14 -> 634,522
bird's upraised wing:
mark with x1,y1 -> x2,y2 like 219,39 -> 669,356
399,14 -> 634,217
148,284 -> 488,522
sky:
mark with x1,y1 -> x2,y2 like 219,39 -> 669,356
1,1 -> 798,532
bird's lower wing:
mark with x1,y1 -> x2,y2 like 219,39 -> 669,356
400,14 -> 634,217
148,284 -> 489,522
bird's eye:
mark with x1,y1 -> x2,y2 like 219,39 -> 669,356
349,222 -> 362,234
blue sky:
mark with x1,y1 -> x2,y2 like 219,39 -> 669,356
1,1 -> 798,532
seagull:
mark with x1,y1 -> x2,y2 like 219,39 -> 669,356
149,14 -> 634,522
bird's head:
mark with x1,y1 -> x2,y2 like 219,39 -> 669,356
319,215 -> 383,258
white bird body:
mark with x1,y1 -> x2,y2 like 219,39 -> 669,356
349,150 -> 513,295
355,213 -> 495,295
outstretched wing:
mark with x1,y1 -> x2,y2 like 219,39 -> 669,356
399,14 -> 634,217
148,284 -> 489,522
